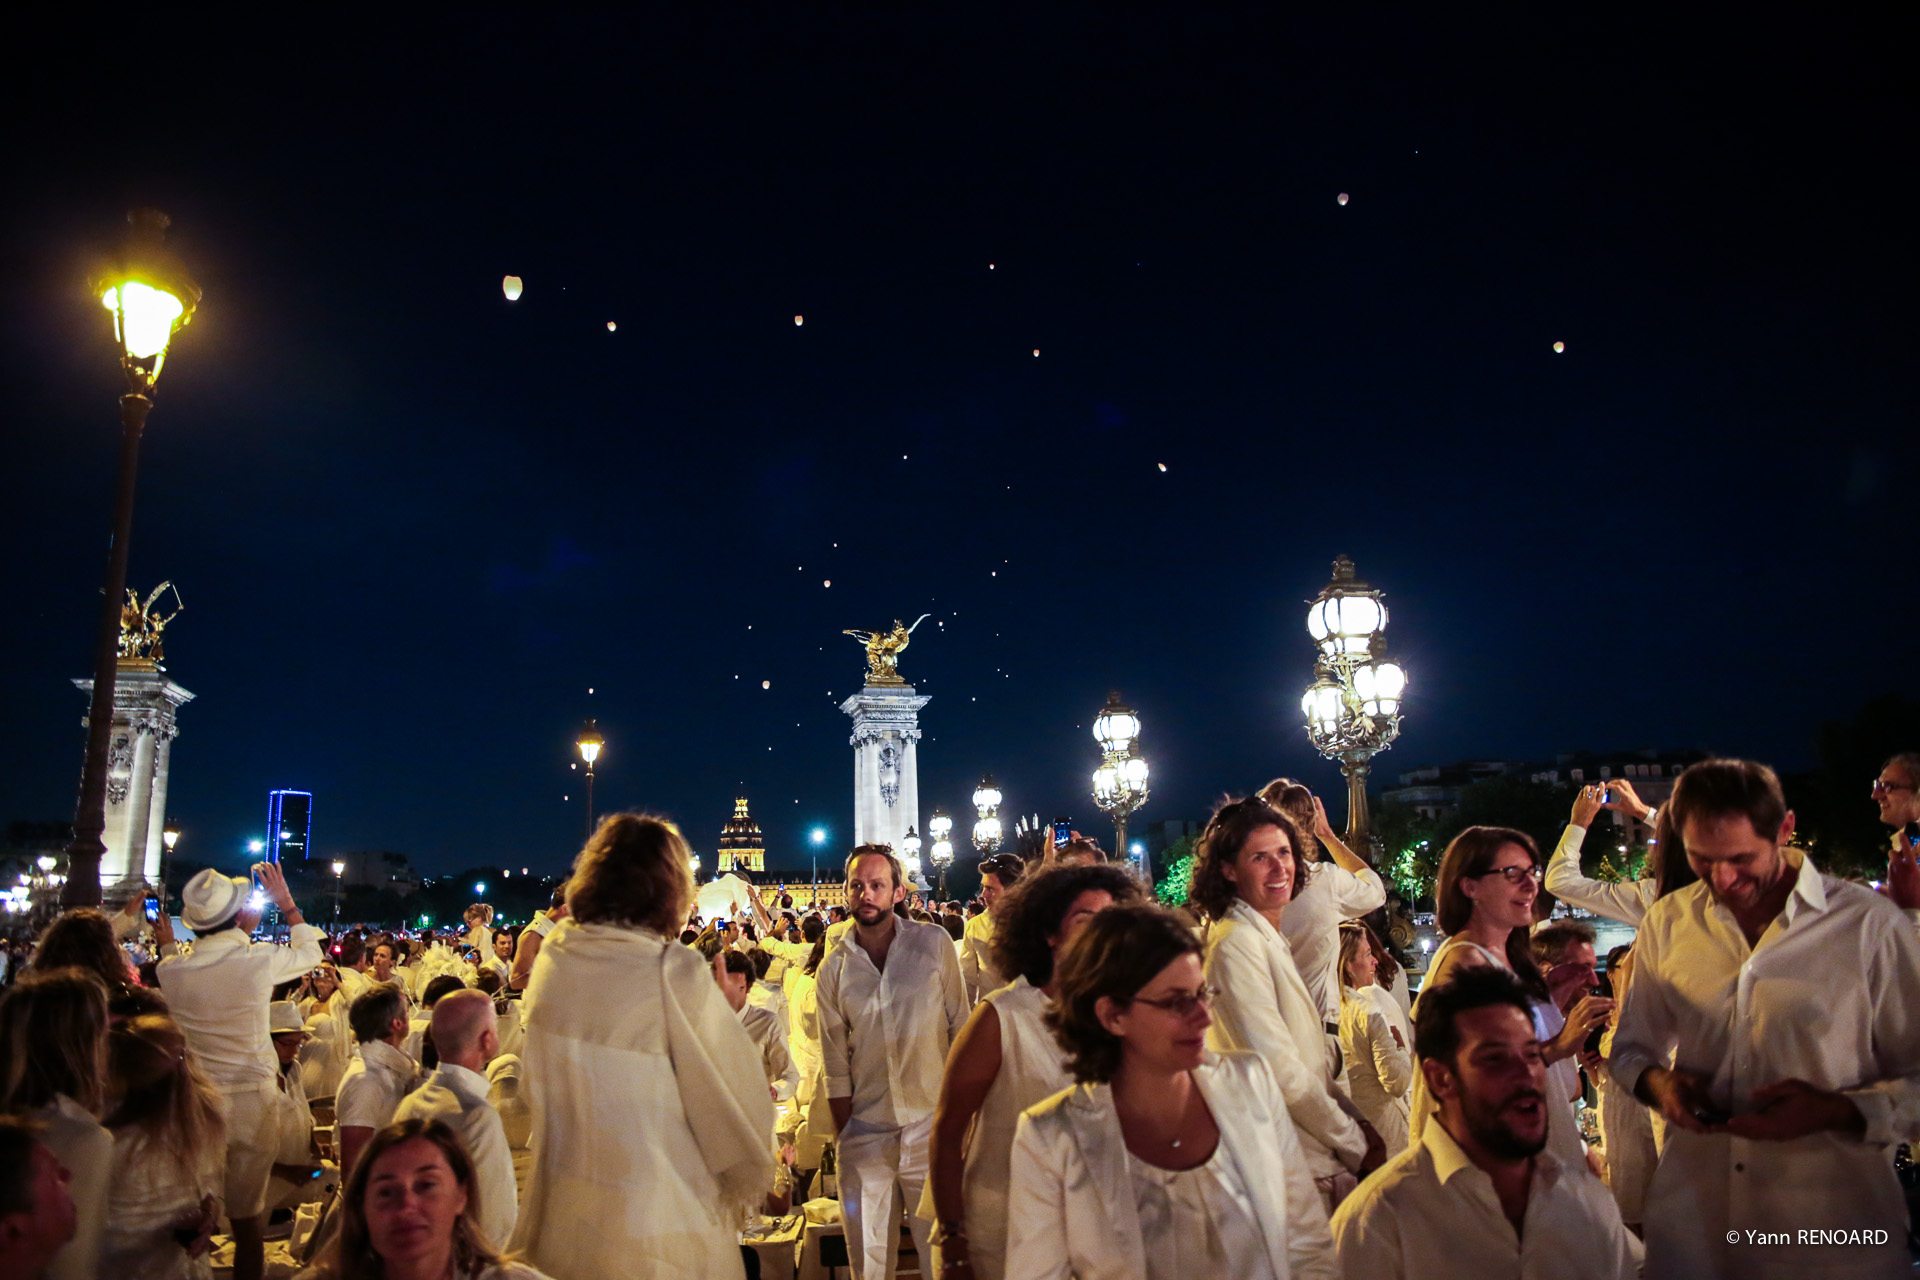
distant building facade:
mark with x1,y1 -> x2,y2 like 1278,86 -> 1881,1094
1382,749 -> 1712,841
718,797 -> 766,873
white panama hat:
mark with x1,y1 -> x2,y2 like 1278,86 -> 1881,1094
180,867 -> 249,932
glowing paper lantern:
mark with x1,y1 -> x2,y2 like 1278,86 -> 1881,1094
502,275 -> 523,301
823,579 -> 831,588
1337,193 -> 1349,206
1032,349 -> 1040,357
606,321 -> 617,332
794,315 -> 804,326
1553,341 -> 1566,353
762,680 -> 771,689
1157,462 -> 1168,472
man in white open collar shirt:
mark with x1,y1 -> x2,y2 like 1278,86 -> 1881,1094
817,845 -> 969,1279
393,989 -> 518,1248
1332,967 -> 1636,1280
1611,758 -> 1920,1280
156,863 -> 323,1280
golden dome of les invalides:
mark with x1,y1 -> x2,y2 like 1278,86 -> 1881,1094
717,797 -> 765,873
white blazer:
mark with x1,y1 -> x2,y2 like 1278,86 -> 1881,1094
1005,1051 -> 1338,1280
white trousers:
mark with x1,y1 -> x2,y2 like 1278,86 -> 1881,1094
837,1115 -> 933,1280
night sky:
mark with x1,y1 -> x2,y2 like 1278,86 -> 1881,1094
3,11 -> 1913,878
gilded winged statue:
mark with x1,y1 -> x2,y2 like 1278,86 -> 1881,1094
843,614 -> 931,685
119,582 -> 183,663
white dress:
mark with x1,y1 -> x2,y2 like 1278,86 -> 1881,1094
100,1131 -> 224,1280
953,978 -> 1075,1280
1338,984 -> 1413,1154
1407,935 -> 1588,1175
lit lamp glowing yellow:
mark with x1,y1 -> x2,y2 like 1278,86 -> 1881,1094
576,720 -> 605,839
64,210 -> 202,909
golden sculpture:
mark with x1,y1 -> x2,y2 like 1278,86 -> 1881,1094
843,614 -> 931,686
119,582 -> 182,665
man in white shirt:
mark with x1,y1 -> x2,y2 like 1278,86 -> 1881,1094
156,863 -> 322,1280
392,990 -> 518,1247
1332,967 -> 1636,1280
958,851 -> 1021,1004
1874,752 -> 1920,918
1612,757 -> 1920,1280
746,951 -> 791,1040
818,846 -> 970,1280
714,951 -> 799,1103
334,934 -> 370,1003
335,982 -> 417,1178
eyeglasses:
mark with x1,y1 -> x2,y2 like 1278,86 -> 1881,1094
1474,864 -> 1543,885
1871,780 -> 1915,796
1131,984 -> 1221,1018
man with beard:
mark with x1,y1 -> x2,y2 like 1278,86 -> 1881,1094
1331,967 -> 1636,1279
1612,758 -> 1920,1280
817,845 -> 969,1279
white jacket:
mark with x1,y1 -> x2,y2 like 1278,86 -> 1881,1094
1005,1052 -> 1337,1280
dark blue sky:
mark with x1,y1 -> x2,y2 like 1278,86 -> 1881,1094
3,10 -> 1913,877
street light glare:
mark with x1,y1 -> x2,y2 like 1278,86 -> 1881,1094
100,282 -> 185,359
474,882 -> 486,896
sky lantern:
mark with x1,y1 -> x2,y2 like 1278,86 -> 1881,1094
762,680 -> 771,689
1337,193 -> 1349,206
606,321 -> 617,332
1032,349 -> 1040,357
794,315 -> 804,326
1553,341 -> 1566,353
1157,462 -> 1168,472
502,275 -> 523,301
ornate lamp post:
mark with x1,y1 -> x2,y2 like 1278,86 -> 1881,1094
970,776 -> 1003,856
1301,556 -> 1407,855
900,824 -> 925,890
65,210 -> 201,907
160,820 -> 180,898
1091,692 -> 1151,880
576,720 -> 605,838
927,808 -> 956,898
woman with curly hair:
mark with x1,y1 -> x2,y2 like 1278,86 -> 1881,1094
1004,904 -> 1336,1280
100,1014 -> 225,1278
297,1118 -> 551,1280
1191,796 -> 1382,1212
925,863 -> 1140,1280
31,910 -> 137,1004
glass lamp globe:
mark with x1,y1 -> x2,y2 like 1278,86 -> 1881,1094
1354,661 -> 1407,716
972,776 -> 1002,811
901,825 -> 923,857
973,815 -> 1002,847
576,720 -> 605,766
1302,680 -> 1344,734
903,852 -> 923,877
1123,756 -> 1150,788
1093,691 -> 1141,753
1093,763 -> 1120,801
930,837 -> 954,866
928,810 -> 953,839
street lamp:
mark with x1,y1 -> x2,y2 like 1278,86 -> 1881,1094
160,819 -> 180,901
576,720 -> 605,839
970,775 -> 1003,866
1091,691 -> 1151,880
64,210 -> 200,908
900,824 -> 925,889
1301,555 -> 1407,855
331,859 -> 346,924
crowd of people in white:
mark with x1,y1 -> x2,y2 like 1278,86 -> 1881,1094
3,753 -> 1918,1280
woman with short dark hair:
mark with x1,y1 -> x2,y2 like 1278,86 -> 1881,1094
926,863 -> 1140,1280
510,813 -> 773,1277
1005,905 -> 1336,1280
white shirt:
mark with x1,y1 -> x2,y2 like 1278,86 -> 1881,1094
1609,849 -> 1920,1279
156,923 -> 324,1090
336,1038 -> 417,1131
1542,823 -> 1657,926
816,916 -> 969,1128
748,976 -> 790,1044
1128,1144 -> 1274,1280
1279,859 -> 1387,1024
395,1061 -> 518,1248
959,910 -> 1003,1003
1330,1115 -> 1636,1280
740,1003 -> 799,1102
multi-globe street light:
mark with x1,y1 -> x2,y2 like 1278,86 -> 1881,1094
576,720 -> 605,838
928,807 -> 956,898
1301,556 -> 1407,854
971,776 -> 1003,856
901,825 -> 924,888
65,210 -> 201,907
1091,692 -> 1151,880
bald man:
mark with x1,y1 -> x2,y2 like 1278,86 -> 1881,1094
391,990 -> 517,1246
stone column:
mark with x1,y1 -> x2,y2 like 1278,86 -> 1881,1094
73,660 -> 194,902
841,684 -> 930,857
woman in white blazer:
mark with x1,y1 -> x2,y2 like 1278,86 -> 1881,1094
1005,904 -> 1337,1280
1191,797 -> 1383,1209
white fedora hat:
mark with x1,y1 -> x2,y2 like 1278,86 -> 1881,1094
180,868 -> 249,932
268,1001 -> 304,1036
